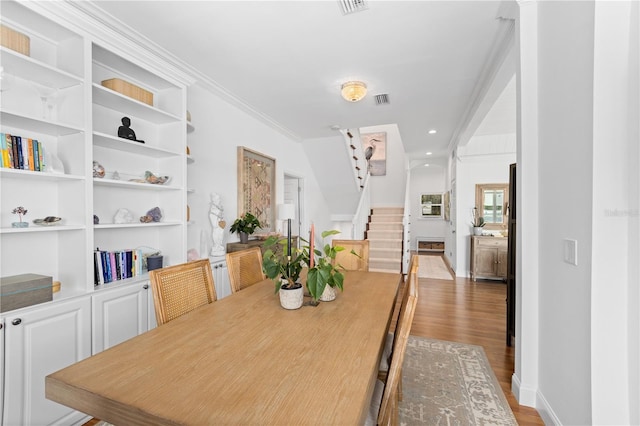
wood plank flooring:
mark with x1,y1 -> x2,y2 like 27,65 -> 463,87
411,265 -> 544,425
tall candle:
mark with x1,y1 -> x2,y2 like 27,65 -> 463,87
287,219 -> 292,256
309,223 -> 315,268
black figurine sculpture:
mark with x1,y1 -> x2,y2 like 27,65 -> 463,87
118,116 -> 144,143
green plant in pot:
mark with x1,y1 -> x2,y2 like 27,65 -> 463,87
230,212 -> 262,244
262,235 -> 305,309
304,229 -> 347,304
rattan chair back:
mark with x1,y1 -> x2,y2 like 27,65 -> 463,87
332,239 -> 370,271
226,246 -> 265,294
377,256 -> 418,425
149,259 -> 216,326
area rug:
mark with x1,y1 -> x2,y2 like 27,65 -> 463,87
399,336 -> 517,426
417,255 -> 454,280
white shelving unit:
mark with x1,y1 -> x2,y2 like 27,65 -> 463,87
0,1 -> 191,424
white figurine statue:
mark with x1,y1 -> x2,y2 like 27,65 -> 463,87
209,193 -> 226,256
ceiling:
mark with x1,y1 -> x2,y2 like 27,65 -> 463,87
90,0 -> 515,162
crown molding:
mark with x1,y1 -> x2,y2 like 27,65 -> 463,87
49,1 -> 302,142
447,17 -> 516,153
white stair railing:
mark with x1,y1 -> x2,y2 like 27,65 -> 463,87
351,173 -> 371,239
401,167 -> 411,274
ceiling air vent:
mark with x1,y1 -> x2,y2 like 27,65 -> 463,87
374,94 -> 390,105
338,0 -> 368,15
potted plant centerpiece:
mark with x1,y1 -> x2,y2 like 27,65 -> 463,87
230,212 -> 262,244
262,235 -> 306,309
471,207 -> 485,236
305,229 -> 348,304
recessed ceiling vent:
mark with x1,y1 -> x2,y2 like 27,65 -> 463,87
374,94 -> 390,105
338,0 -> 369,15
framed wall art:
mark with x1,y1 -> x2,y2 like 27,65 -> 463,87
361,132 -> 387,176
237,147 -> 276,232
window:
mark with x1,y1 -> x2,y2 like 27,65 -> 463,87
420,193 -> 443,218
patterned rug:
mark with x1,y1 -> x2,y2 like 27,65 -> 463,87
399,336 -> 517,425
418,255 -> 454,280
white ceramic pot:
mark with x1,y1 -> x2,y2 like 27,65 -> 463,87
319,284 -> 336,302
473,226 -> 484,236
279,283 -> 304,309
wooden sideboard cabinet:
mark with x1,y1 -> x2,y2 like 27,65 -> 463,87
470,236 -> 508,281
227,237 -> 298,257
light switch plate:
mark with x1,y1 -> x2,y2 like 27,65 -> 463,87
563,239 -> 578,266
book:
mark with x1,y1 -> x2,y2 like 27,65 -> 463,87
20,136 -> 28,170
32,139 -> 39,171
37,141 -> 43,171
13,136 -> 22,169
109,252 -> 117,282
6,134 -> 13,168
10,134 -> 19,168
27,138 -> 34,171
1,132 -> 7,167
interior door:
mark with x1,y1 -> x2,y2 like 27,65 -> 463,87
506,163 -> 517,346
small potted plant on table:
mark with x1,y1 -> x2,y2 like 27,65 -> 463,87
305,229 -> 348,304
471,207 -> 485,236
230,212 -> 262,244
262,235 -> 305,309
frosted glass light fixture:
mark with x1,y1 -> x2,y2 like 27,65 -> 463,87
341,81 -> 367,102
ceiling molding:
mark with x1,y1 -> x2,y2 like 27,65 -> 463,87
66,1 -> 303,143
447,17 -> 516,154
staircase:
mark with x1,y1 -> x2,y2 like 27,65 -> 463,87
367,207 -> 404,273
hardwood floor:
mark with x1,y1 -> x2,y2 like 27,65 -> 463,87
411,267 -> 544,425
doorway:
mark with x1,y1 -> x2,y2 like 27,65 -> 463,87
284,173 -> 304,246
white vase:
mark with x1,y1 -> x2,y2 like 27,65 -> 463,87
279,282 -> 304,310
319,284 -> 336,302
473,227 -> 484,236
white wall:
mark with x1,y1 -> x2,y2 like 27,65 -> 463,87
186,83 -> 332,257
409,165 -> 446,251
536,3 -> 594,423
516,1 -> 639,424
361,124 -> 408,208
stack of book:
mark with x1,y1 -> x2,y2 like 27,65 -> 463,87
1,133 -> 45,171
94,248 -> 145,286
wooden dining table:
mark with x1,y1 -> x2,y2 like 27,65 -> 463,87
45,270 -> 401,425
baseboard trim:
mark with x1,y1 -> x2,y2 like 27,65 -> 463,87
536,389 -> 562,425
512,373 -> 561,425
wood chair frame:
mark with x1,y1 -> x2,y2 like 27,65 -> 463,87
226,246 -> 265,294
149,259 -> 216,326
332,239 -> 370,272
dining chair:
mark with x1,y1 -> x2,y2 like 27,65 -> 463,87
331,239 -> 369,271
149,259 -> 217,325
378,254 -> 419,400
226,246 -> 265,294
367,257 -> 419,426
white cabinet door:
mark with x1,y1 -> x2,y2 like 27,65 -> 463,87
210,259 -> 231,299
92,281 -> 150,354
0,318 -> 4,424
3,297 -> 91,426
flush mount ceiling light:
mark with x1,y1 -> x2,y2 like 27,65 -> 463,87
341,81 -> 367,102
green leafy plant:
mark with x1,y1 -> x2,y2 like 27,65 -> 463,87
262,235 -> 305,292
305,229 -> 347,303
229,212 -> 262,235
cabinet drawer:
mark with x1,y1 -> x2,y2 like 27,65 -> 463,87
476,238 -> 507,248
